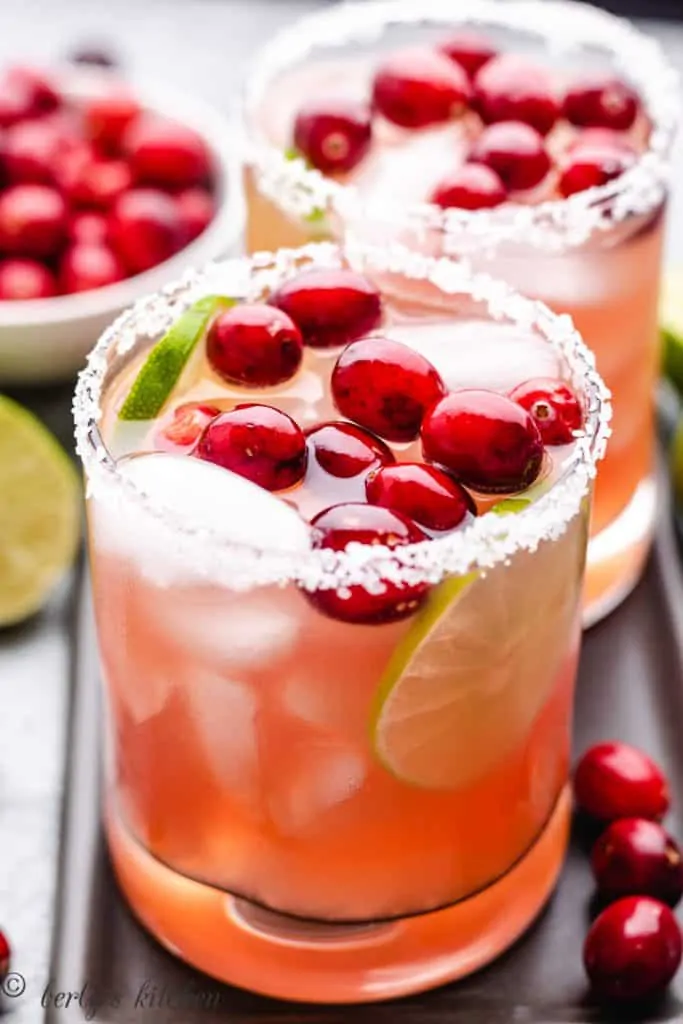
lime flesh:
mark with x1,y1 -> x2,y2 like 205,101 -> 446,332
661,269 -> 683,395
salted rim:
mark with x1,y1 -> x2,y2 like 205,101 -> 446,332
73,241 -> 611,592
244,0 -> 679,253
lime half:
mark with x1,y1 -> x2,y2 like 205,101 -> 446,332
661,268 -> 683,395
0,396 -> 80,626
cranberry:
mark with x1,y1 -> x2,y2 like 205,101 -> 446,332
0,184 -> 67,258
108,188 -> 182,274
293,101 -> 372,174
68,210 -> 109,245
0,258 -> 57,300
0,929 -> 10,978
372,48 -> 472,129
332,336 -> 446,443
470,121 -> 551,192
430,163 -> 506,210
421,389 -> 544,493
574,742 -> 670,822
60,242 -> 126,293
366,462 -> 471,531
509,378 -> 583,445
175,188 -> 214,244
563,75 -> 640,132
124,115 -> 211,189
584,897 -> 682,1002
439,32 -> 498,80
154,401 -> 220,454
592,819 -> 683,907
196,404 -> 307,491
4,119 -> 64,184
269,268 -> 382,350
66,158 -> 133,209
6,66 -> 60,114
567,128 -> 636,154
207,304 -> 303,387
559,143 -> 634,198
309,503 -> 429,624
306,421 -> 394,478
84,93 -> 141,153
474,55 -> 559,135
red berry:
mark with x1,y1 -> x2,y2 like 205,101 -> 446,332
196,404 -> 307,491
293,101 -> 372,174
84,92 -> 141,153
567,128 -> 636,154
0,929 -> 10,978
430,163 -> 506,210
0,184 -> 67,257
207,304 -> 303,387
366,462 -> 472,531
574,742 -> 670,822
124,116 -> 211,189
175,188 -> 214,244
563,75 -> 640,132
0,84 -> 34,128
306,421 -> 394,478
438,32 -> 498,80
154,401 -> 220,454
509,377 -> 583,445
332,336 -> 446,443
592,819 -> 683,907
421,389 -> 544,493
309,503 -> 429,624
108,188 -> 182,274
372,48 -> 472,129
584,897 -> 682,1002
68,210 -> 109,245
0,258 -> 57,300
470,121 -> 551,192
4,119 -> 64,184
474,55 -> 559,135
65,157 -> 133,209
60,242 -> 126,293
6,66 -> 60,114
559,144 -> 634,198
269,268 -> 382,350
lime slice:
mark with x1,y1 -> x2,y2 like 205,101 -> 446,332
661,268 -> 683,395
491,497 -> 532,516
0,396 -> 80,626
669,415 -> 683,509
118,294 -> 234,421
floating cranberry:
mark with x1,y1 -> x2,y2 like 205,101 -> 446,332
474,55 -> 559,135
592,819 -> 683,907
0,184 -> 67,257
196,404 -> 307,491
430,163 -> 507,210
470,121 -> 551,192
207,304 -> 303,387
270,268 -> 382,349
366,462 -> 472,532
0,258 -> 57,300
567,128 -> 636,154
421,389 -> 544,493
65,157 -> 133,209
4,120 -> 63,184
0,929 -> 10,978
154,401 -> 220,454
84,92 -> 141,153
574,742 -> 670,822
372,48 -> 471,129
308,503 -> 429,624
559,144 -> 634,198
439,32 -> 498,79
293,101 -> 372,174
332,336 -> 446,443
60,242 -> 126,293
306,421 -> 394,478
108,188 -> 182,274
68,210 -> 109,245
175,188 -> 214,244
509,378 -> 583,445
563,75 -> 640,132
125,115 -> 211,189
6,66 -> 60,114
584,897 -> 682,1003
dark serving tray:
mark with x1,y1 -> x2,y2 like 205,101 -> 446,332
46,496 -> 683,1024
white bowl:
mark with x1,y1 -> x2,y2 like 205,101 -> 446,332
0,69 -> 245,385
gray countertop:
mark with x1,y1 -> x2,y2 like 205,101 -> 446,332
1,3 -> 683,1020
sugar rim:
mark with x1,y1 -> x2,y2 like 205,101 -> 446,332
73,241 -> 611,591
243,0 -> 679,252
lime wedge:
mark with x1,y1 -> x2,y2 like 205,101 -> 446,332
118,294 -> 234,421
661,268 -> 683,395
669,415 -> 683,509
0,396 -> 80,626
491,497 -> 532,516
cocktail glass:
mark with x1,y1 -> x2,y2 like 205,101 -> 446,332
243,0 -> 677,625
74,241 -> 609,1002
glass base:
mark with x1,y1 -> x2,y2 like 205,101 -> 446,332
105,786 -> 571,1004
583,474 -> 656,629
